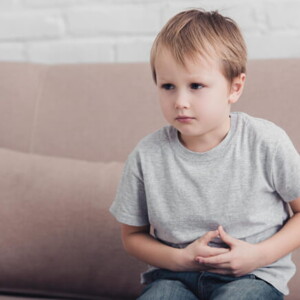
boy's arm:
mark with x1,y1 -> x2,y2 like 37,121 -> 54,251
195,197 -> 300,277
121,224 -> 229,272
257,197 -> 300,264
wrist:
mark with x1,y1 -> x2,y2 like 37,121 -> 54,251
170,248 -> 187,271
166,248 -> 191,272
172,247 -> 201,272
255,242 -> 271,267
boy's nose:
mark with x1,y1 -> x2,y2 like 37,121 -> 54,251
174,92 -> 190,109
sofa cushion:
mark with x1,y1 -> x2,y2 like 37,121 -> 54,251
0,148 -> 146,299
287,248 -> 300,300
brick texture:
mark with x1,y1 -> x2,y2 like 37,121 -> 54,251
0,0 -> 298,63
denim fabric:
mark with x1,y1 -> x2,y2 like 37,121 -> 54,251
137,269 -> 283,300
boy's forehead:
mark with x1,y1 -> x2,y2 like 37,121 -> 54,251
155,48 -> 223,79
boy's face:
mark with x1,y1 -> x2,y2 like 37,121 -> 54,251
154,48 -> 245,152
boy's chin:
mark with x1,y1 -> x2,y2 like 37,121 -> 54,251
175,127 -> 202,137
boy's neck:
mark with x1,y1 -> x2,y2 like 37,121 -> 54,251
178,115 -> 231,153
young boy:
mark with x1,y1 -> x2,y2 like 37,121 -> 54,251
109,9 -> 300,299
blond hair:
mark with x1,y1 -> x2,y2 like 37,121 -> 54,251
150,9 -> 247,84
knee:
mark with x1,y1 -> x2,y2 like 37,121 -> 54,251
137,279 -> 188,300
211,278 -> 283,300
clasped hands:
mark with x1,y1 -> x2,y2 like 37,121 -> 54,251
184,225 -> 265,277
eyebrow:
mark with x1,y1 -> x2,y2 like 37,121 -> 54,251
157,74 -> 210,82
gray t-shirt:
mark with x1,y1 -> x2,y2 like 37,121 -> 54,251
109,111 -> 300,295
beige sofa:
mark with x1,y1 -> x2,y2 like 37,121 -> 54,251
0,59 -> 299,300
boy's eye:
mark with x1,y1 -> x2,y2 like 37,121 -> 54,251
190,83 -> 204,90
161,84 -> 174,90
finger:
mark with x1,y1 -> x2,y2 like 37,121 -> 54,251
196,252 -> 231,265
218,226 -> 237,247
201,262 -> 231,269
194,247 -> 229,264
205,246 -> 230,256
201,229 -> 220,245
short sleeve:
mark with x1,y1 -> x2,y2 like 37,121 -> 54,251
109,150 -> 149,226
271,129 -> 300,202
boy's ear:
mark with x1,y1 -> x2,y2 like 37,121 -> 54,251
228,73 -> 246,104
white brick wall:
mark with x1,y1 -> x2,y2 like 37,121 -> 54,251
0,0 -> 299,64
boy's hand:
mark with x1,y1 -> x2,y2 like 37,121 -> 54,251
195,226 -> 265,277
179,229 -> 230,271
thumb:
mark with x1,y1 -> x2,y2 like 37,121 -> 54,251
218,225 -> 237,246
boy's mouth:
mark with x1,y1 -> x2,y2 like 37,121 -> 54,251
175,116 -> 195,123
176,115 -> 195,120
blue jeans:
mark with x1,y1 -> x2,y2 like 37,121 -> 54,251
137,269 -> 283,300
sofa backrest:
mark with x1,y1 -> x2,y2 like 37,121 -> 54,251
0,59 -> 299,162
0,60 -> 299,299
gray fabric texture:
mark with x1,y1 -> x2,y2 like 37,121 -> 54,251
109,111 -> 300,295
